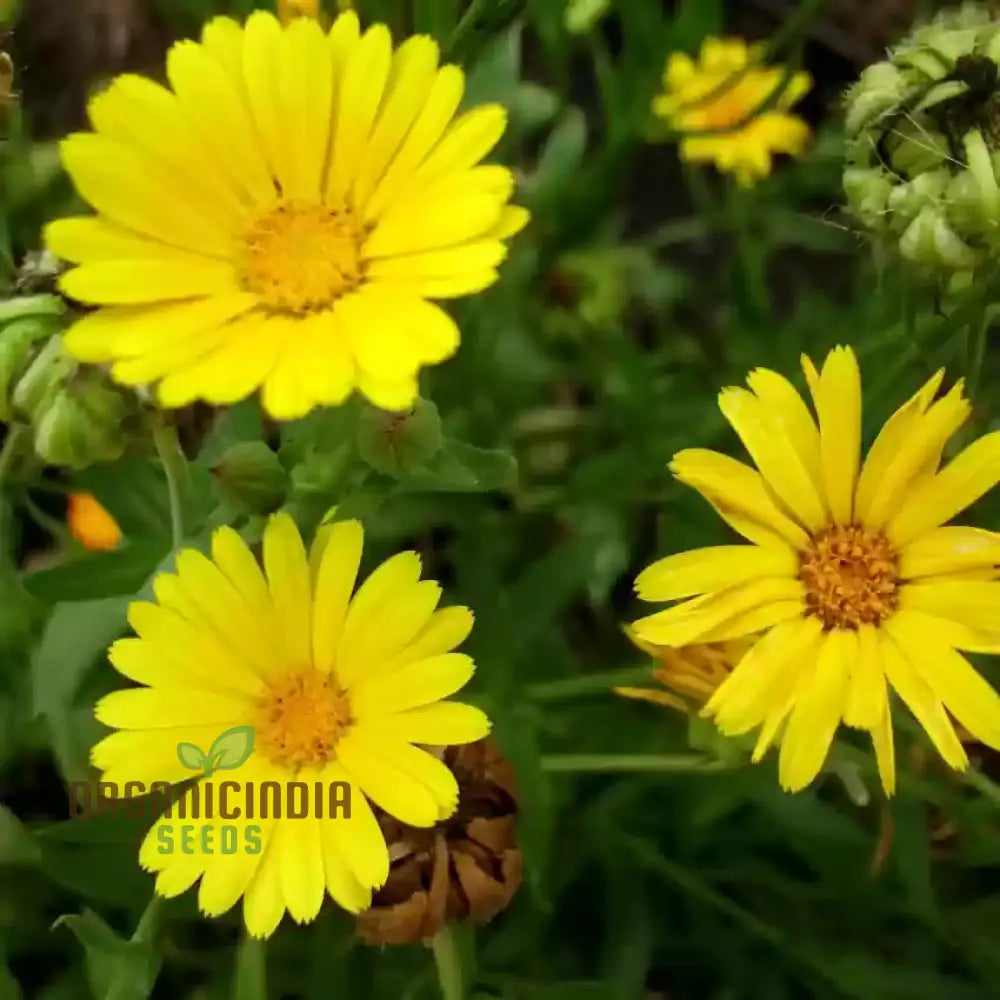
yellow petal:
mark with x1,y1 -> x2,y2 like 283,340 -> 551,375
326,24 -> 393,202
241,10 -> 285,187
166,38 -> 276,206
885,612 -> 1000,751
311,518 -> 364,674
842,624 -> 884,730
669,448 -> 810,550
276,17 -> 333,200
94,688 -> 247,730
745,366 -> 822,495
390,606 -> 475,667
861,380 -> 970,530
854,369 -> 944,520
317,759 -> 389,891
899,579 -> 1000,632
888,431 -> 1000,547
634,544 -> 796,602
262,512 -> 313,669
242,824 -> 286,938
154,314 -> 288,408
91,726 -> 223,787
85,73 -> 246,225
336,731 -> 440,826
335,550 -> 422,686
61,294 -> 259,363
363,64 -> 465,223
719,387 -> 826,530
706,616 -> 823,732
374,702 -> 490,745
353,34 -> 440,210
879,628 -> 968,769
337,580 -> 441,682
807,346 -> 861,524
279,814 -> 325,923
778,629 -> 851,792
870,701 -> 896,796
59,259 -> 239,305
631,577 -> 804,648
59,133 -> 235,255
349,652 -> 475,717
407,104 -> 507,190
899,526 -> 1000,579
695,598 -> 804,643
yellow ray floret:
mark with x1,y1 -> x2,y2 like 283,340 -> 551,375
631,345 -> 1000,795
45,11 -> 529,419
653,36 -> 811,186
92,513 -> 489,938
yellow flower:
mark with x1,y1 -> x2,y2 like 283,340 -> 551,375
44,11 -> 528,419
92,513 -> 490,938
653,37 -> 811,186
615,629 -> 749,713
67,492 -> 121,551
631,346 -> 1000,796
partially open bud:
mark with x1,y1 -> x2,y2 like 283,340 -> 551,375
355,739 -> 522,946
616,629 -> 758,762
843,3 -> 1000,273
67,492 -> 121,551
356,397 -> 443,478
210,441 -> 288,515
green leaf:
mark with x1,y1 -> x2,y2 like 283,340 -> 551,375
669,0 -> 724,49
462,23 -> 521,109
397,439 -> 518,493
530,108 -> 587,210
207,725 -> 256,773
0,803 -> 40,866
54,896 -> 162,1000
176,741 -> 208,772
72,457 -> 172,538
0,948 -> 22,1000
412,0 -> 460,43
31,596 -> 138,718
21,538 -> 171,604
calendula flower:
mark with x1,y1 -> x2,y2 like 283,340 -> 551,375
92,513 -> 490,938
67,492 -> 121,550
614,630 -> 749,713
631,346 -> 1000,795
653,37 -> 811,186
44,11 -> 527,419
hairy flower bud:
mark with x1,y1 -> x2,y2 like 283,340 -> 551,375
210,441 -> 288,515
843,3 -> 1000,273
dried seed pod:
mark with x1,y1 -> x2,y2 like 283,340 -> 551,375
355,738 -> 522,946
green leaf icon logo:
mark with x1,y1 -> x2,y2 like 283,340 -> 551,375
177,742 -> 209,772
204,726 -> 255,776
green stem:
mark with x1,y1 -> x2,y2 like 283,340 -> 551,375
963,767 -> 1000,806
431,927 -> 463,1000
443,0 -> 489,60
965,310 -> 989,399
527,666 -> 655,701
0,423 -> 28,492
152,420 -> 186,549
540,754 -> 727,774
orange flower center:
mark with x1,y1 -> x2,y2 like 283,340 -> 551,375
255,667 -> 352,770
799,524 -> 899,630
240,200 -> 364,313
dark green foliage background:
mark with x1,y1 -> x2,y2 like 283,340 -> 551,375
3,0 -> 1000,997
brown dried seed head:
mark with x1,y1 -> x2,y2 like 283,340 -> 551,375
355,738 -> 523,947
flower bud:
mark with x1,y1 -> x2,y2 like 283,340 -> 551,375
0,318 -> 54,421
11,334 -> 72,420
356,397 -> 442,477
32,379 -> 128,469
843,3 -> 1000,273
210,442 -> 289,515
